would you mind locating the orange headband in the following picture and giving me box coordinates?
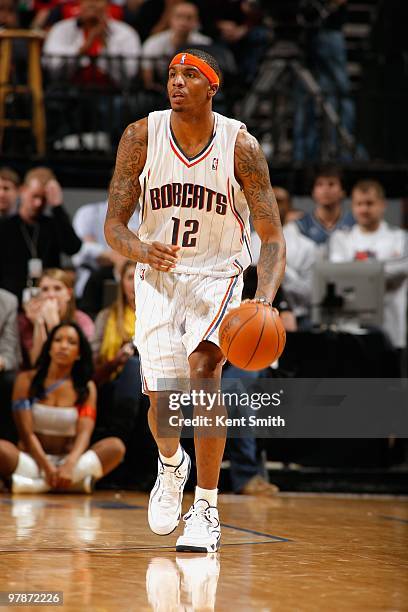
[169,53,220,87]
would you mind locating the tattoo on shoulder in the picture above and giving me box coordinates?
[107,119,148,221]
[234,130,281,227]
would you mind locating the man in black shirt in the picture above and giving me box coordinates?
[0,167,82,303]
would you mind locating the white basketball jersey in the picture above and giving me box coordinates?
[138,109,252,277]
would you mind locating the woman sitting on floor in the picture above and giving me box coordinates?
[0,321,125,493]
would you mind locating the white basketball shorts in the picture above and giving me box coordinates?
[134,264,243,393]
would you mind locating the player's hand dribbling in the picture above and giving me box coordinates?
[144,242,180,272]
[242,297,279,317]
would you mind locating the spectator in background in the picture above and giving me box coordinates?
[252,187,316,326]
[329,180,408,355]
[91,260,141,445]
[0,289,21,443]
[43,0,141,84]
[296,164,354,247]
[0,0,17,26]
[215,1,269,85]
[293,0,354,160]
[141,2,211,90]
[19,268,94,370]
[32,0,134,29]
[0,322,125,493]
[0,289,20,378]
[72,196,140,299]
[0,0,26,83]
[0,167,81,303]
[0,167,20,219]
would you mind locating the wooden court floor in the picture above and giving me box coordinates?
[0,491,407,611]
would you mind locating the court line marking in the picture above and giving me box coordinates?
[0,540,284,553]
[379,515,408,525]
[221,522,291,542]
[0,498,291,543]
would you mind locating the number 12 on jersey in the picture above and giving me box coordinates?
[171,217,199,247]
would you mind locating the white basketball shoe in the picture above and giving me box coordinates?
[148,449,191,535]
[176,499,221,553]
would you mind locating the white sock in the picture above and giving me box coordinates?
[12,474,50,494]
[72,450,103,483]
[159,445,183,467]
[194,486,218,507]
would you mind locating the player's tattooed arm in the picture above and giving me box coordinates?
[105,119,148,261]
[105,119,180,270]
[234,129,286,304]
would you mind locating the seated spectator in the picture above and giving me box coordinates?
[0,0,17,27]
[91,260,141,445]
[0,167,81,303]
[32,0,126,30]
[0,289,21,442]
[251,187,317,326]
[72,195,139,298]
[329,180,408,354]
[0,167,20,219]
[19,268,94,369]
[0,322,125,493]
[296,165,354,247]
[0,0,26,84]
[141,2,211,90]
[43,0,142,84]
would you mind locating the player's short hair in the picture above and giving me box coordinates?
[182,48,222,82]
[0,166,20,186]
[352,179,385,200]
[312,164,345,190]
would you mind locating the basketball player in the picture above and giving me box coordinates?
[105,49,285,552]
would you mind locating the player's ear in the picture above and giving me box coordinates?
[208,84,218,98]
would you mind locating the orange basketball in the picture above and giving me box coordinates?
[219,302,286,371]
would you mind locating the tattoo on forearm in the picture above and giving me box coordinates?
[235,131,281,227]
[256,241,286,301]
[105,120,147,257]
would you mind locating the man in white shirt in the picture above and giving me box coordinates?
[43,0,141,82]
[251,187,317,325]
[72,198,140,297]
[141,2,211,90]
[329,180,408,350]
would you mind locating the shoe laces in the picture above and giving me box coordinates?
[183,503,217,534]
[158,465,184,508]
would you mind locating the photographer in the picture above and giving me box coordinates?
[293,0,354,160]
[0,167,82,304]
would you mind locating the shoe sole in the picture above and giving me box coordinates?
[175,541,220,553]
[148,455,191,536]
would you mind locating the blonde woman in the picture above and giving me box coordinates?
[92,260,141,444]
[19,268,94,369]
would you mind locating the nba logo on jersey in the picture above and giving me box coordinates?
[180,54,187,64]
[212,157,218,171]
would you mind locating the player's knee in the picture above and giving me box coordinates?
[191,356,223,379]
[0,439,15,476]
[107,437,126,461]
[0,439,12,458]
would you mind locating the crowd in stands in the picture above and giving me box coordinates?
[0,162,407,495]
[1,0,362,157]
